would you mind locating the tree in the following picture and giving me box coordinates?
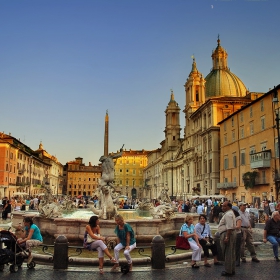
[242,171,258,190]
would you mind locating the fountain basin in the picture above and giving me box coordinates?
[12,211,199,243]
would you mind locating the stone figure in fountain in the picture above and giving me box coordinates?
[91,146,124,219]
[148,188,175,220]
[158,188,172,204]
[38,183,75,218]
[38,184,63,218]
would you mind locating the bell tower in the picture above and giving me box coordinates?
[164,90,181,149]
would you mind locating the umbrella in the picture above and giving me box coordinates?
[12,192,28,196]
[77,195,82,199]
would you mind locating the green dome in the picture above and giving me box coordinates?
[205,37,247,98]
[205,69,247,98]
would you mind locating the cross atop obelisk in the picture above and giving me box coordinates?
[104,110,109,156]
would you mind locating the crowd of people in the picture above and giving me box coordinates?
[2,194,280,276]
[177,197,280,277]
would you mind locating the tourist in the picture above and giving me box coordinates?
[25,197,31,210]
[194,214,222,267]
[213,204,222,224]
[263,199,270,221]
[178,200,183,212]
[183,200,190,212]
[84,216,116,274]
[17,216,43,264]
[276,201,280,213]
[197,203,204,214]
[206,197,212,217]
[2,199,12,220]
[218,201,236,277]
[238,202,260,263]
[111,214,136,272]
[190,204,197,213]
[181,215,202,268]
[232,206,242,266]
[263,211,280,261]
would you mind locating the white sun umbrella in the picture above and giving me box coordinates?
[12,192,28,196]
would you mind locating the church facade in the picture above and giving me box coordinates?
[144,38,264,201]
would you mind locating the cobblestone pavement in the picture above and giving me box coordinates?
[1,258,280,280]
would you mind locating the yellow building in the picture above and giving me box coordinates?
[219,85,280,203]
[66,157,101,197]
[114,149,149,199]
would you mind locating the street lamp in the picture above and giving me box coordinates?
[57,171,60,198]
[29,156,33,197]
[170,158,175,201]
[272,86,280,201]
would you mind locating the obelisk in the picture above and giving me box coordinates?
[104,110,109,156]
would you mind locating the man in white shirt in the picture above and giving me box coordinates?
[206,197,212,217]
[197,203,204,214]
[239,202,260,263]
[218,201,236,277]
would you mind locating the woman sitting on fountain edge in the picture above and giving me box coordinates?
[84,215,116,274]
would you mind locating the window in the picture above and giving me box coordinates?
[250,122,254,135]
[231,117,234,127]
[260,100,264,112]
[233,154,237,168]
[275,139,279,158]
[261,116,265,131]
[240,126,244,139]
[224,134,227,145]
[224,122,227,131]
[261,142,267,151]
[208,159,212,173]
[232,130,235,142]
[208,136,212,151]
[250,106,253,118]
[240,150,246,165]
[240,112,243,123]
[224,157,229,170]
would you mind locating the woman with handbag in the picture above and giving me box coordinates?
[194,214,222,267]
[181,215,202,268]
[84,216,116,274]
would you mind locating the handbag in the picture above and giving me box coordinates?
[86,233,100,243]
[176,225,190,250]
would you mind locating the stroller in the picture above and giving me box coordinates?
[0,229,36,273]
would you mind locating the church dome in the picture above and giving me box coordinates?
[205,37,248,98]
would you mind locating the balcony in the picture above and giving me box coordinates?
[18,169,25,175]
[250,150,271,169]
[217,182,237,189]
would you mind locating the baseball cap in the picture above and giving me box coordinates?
[232,206,239,212]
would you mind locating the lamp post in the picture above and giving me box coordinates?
[57,171,60,198]
[272,86,280,201]
[29,156,33,197]
[170,158,175,201]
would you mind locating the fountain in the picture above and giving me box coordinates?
[11,112,199,243]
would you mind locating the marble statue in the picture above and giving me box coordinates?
[91,146,123,219]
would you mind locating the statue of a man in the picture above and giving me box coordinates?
[99,145,124,187]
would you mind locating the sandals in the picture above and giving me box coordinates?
[99,268,104,274]
[110,257,117,263]
[191,263,200,268]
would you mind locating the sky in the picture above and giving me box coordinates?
[1,0,279,166]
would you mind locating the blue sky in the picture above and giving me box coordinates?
[1,0,279,166]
